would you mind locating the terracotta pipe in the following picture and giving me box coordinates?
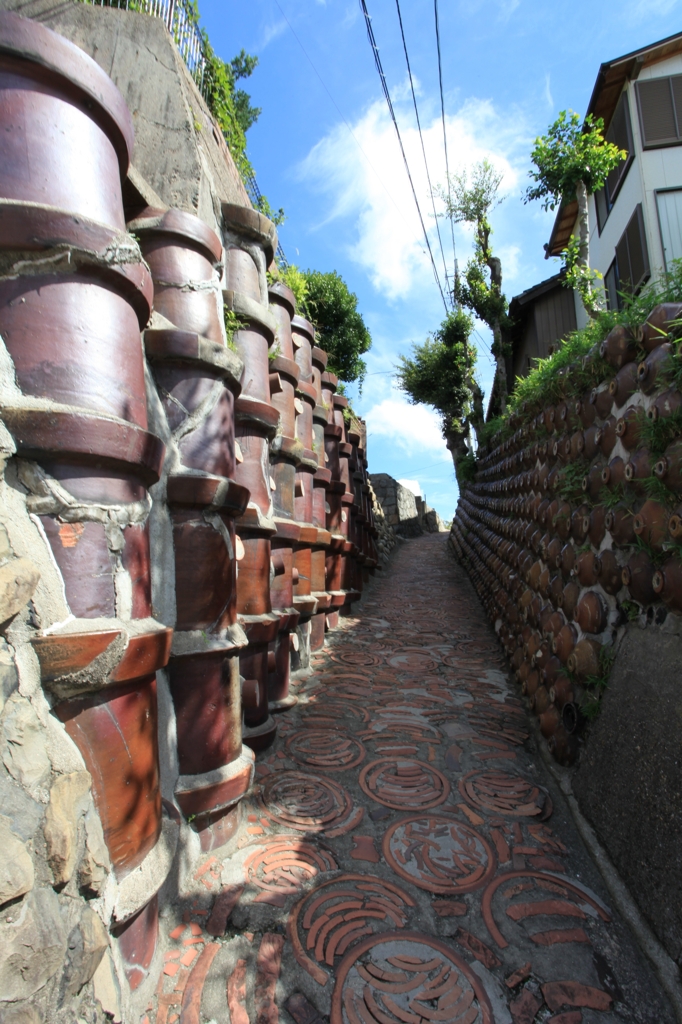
[652,557,682,613]
[640,303,682,351]
[600,323,638,369]
[622,550,657,605]
[567,637,602,677]
[638,343,672,394]
[633,499,669,551]
[223,202,280,751]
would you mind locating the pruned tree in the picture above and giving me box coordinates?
[395,309,483,479]
[524,110,626,318]
[434,160,510,412]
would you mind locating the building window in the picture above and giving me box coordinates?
[656,188,682,270]
[636,74,682,148]
[605,204,651,309]
[595,92,634,232]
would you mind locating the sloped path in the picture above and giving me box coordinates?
[147,534,673,1024]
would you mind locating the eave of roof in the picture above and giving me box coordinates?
[508,271,564,314]
[546,30,682,257]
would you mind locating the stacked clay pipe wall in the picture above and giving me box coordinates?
[266,282,304,707]
[0,5,380,1019]
[0,11,175,1011]
[222,203,281,752]
[450,301,682,962]
[132,206,254,853]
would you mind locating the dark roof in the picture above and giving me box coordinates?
[546,30,682,257]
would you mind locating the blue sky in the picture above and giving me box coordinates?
[200,0,682,519]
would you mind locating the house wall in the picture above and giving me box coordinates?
[510,285,577,383]
[588,53,682,289]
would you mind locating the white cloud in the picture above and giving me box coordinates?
[364,397,445,456]
[544,73,553,110]
[299,92,530,300]
[398,478,422,496]
[260,18,287,48]
[625,0,679,16]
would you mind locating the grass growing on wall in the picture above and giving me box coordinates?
[481,261,682,452]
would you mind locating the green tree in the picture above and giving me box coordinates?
[299,270,372,386]
[395,309,483,476]
[229,50,261,133]
[524,110,626,318]
[434,160,510,412]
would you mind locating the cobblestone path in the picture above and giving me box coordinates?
[148,535,674,1024]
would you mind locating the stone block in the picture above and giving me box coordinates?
[59,906,109,1003]
[78,805,111,895]
[0,1005,41,1024]
[0,641,18,716]
[0,558,40,625]
[0,815,34,907]
[0,776,44,842]
[43,772,92,887]
[0,525,11,565]
[1,695,51,801]
[92,950,122,1023]
[0,889,67,1002]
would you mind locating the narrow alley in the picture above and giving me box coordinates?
[149,535,673,1024]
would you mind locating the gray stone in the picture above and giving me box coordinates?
[92,950,122,1024]
[574,625,682,964]
[0,888,67,1002]
[0,641,18,715]
[1,694,51,801]
[58,906,109,1003]
[43,771,92,886]
[78,805,111,895]
[0,1005,41,1024]
[0,525,11,565]
[0,558,40,625]
[0,814,34,906]
[0,774,44,841]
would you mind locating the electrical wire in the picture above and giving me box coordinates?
[271,0,436,270]
[358,0,448,313]
[394,0,450,299]
[434,0,457,297]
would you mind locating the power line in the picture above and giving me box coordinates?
[394,0,450,300]
[434,0,457,295]
[271,0,437,270]
[358,0,448,313]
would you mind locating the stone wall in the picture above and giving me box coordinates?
[449,302,682,965]
[370,473,448,538]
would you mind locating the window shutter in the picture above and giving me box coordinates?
[605,94,632,200]
[638,78,678,145]
[595,187,608,233]
[672,76,682,131]
[615,232,631,294]
[626,204,650,291]
[615,204,650,298]
[604,262,619,311]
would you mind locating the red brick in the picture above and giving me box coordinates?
[542,982,612,1012]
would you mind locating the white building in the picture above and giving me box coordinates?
[547,31,682,327]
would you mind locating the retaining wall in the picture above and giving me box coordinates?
[450,301,682,965]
